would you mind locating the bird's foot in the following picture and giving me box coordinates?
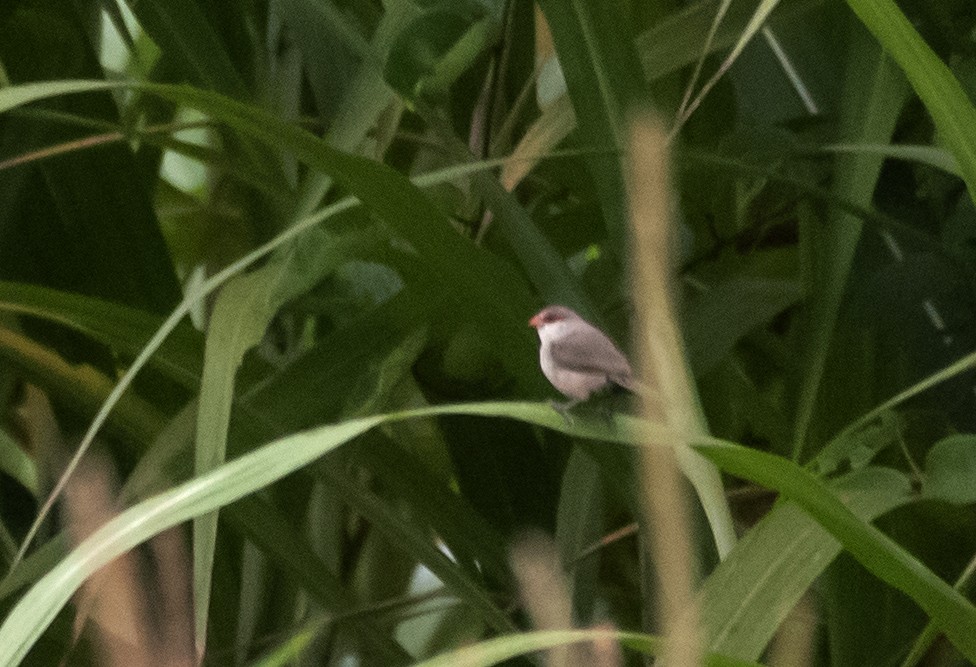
[597,404,615,425]
[548,399,579,424]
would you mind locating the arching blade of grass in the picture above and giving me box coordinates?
[0,404,559,664]
[811,349,976,475]
[700,466,912,659]
[413,628,760,667]
[0,77,547,568]
[696,443,976,661]
[0,281,204,388]
[0,81,539,383]
[2,402,975,663]
[0,414,377,665]
[846,0,976,205]
[790,28,909,459]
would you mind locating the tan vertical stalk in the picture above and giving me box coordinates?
[627,115,702,667]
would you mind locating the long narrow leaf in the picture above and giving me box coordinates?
[414,628,759,667]
[845,0,976,204]
[3,402,975,663]
[696,443,976,660]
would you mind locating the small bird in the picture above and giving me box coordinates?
[529,305,639,410]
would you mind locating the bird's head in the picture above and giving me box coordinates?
[529,305,578,330]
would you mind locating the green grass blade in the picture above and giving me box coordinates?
[696,443,976,661]
[0,281,204,388]
[700,467,912,659]
[192,232,355,652]
[635,0,823,82]
[818,143,959,176]
[413,628,760,667]
[4,401,973,662]
[0,427,39,497]
[788,29,908,457]
[673,0,783,132]
[846,0,976,204]
[535,0,645,252]
[0,415,382,665]
[123,0,248,99]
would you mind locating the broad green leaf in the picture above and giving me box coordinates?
[700,466,912,659]
[697,442,976,661]
[923,435,976,505]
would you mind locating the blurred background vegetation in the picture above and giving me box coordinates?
[0,0,975,665]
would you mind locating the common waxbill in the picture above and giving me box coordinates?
[529,305,639,407]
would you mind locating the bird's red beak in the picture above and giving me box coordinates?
[528,314,542,328]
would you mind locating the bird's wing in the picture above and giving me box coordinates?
[548,323,634,380]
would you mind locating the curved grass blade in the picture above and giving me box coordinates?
[414,628,760,667]
[0,76,544,566]
[696,443,976,661]
[845,0,976,204]
[818,143,958,176]
[700,466,912,659]
[0,281,204,387]
[3,401,975,662]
